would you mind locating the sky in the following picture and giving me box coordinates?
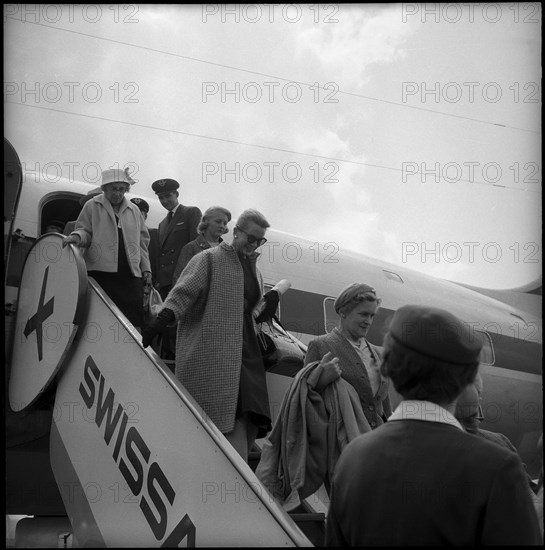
[4,3,542,290]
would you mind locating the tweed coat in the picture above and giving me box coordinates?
[162,241,264,434]
[304,328,391,428]
[326,419,542,545]
[70,194,151,276]
[157,204,202,291]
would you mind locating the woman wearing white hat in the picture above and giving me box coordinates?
[63,168,152,330]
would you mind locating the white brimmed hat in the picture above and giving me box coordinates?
[101,167,135,188]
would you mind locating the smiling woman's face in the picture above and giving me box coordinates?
[233,221,267,257]
[340,300,378,340]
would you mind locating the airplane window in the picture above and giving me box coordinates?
[476,330,495,365]
[323,298,339,333]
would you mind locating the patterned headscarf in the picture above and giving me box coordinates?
[334,283,378,314]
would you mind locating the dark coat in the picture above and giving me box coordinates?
[157,204,201,290]
[172,234,223,285]
[326,419,542,546]
[147,227,160,286]
[304,328,391,428]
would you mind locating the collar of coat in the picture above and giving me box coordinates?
[220,240,261,263]
[92,193,133,216]
[196,233,223,249]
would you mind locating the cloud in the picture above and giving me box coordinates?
[295,5,413,88]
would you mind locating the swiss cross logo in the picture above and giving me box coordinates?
[9,234,88,412]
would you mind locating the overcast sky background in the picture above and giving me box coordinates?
[4,3,542,289]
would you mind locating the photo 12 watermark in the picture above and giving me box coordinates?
[22,161,139,184]
[401,81,540,104]
[4,4,139,24]
[401,161,540,186]
[202,161,339,184]
[401,3,541,24]
[201,4,340,24]
[4,81,140,105]
[401,241,541,265]
[202,81,339,104]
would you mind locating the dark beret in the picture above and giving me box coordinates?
[389,305,482,365]
[130,197,149,213]
[151,178,179,195]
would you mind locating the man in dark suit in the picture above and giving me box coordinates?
[326,305,542,546]
[151,179,201,360]
[151,178,202,299]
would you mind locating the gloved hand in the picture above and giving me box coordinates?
[142,308,175,348]
[62,234,81,248]
[255,290,280,324]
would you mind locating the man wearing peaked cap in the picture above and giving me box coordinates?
[326,304,542,546]
[150,177,202,361]
[151,178,179,195]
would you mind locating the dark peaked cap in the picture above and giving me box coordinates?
[389,305,482,365]
[131,197,149,213]
[151,178,179,194]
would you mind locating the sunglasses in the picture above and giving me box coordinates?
[235,226,267,247]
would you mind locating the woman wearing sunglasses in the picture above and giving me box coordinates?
[143,209,274,462]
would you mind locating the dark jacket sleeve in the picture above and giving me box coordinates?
[325,480,349,547]
[187,207,202,242]
[173,241,198,285]
[304,339,325,366]
[482,453,542,545]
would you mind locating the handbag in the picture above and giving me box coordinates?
[144,286,163,324]
[257,316,306,376]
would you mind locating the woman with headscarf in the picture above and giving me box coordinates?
[62,168,151,330]
[172,206,232,284]
[304,283,391,429]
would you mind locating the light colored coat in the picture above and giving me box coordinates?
[163,241,263,433]
[71,194,151,276]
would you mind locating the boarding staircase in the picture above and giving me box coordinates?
[6,234,326,547]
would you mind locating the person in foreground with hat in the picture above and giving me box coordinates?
[63,169,152,331]
[325,305,542,546]
[172,205,232,283]
[142,209,272,462]
[304,283,391,429]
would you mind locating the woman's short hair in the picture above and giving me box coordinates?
[381,332,479,405]
[236,209,270,231]
[198,206,232,234]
